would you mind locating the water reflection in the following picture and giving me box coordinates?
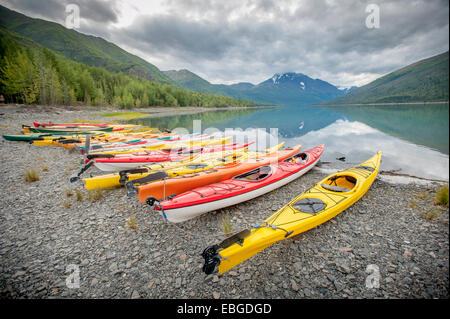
[283,119,449,181]
[128,103,449,180]
[321,103,449,154]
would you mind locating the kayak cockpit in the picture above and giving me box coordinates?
[284,152,309,164]
[233,165,272,182]
[321,175,357,193]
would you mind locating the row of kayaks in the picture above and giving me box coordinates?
[3,122,145,141]
[3,120,382,274]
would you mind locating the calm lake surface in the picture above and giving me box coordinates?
[129,103,449,181]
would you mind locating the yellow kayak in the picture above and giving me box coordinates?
[83,142,284,190]
[202,152,382,274]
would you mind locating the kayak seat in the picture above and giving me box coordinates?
[284,152,308,163]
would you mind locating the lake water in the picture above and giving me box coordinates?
[129,103,449,181]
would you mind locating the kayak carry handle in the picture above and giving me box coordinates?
[201,229,252,274]
[201,245,221,275]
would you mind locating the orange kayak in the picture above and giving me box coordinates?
[137,145,302,203]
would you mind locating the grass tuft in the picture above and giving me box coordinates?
[62,199,72,209]
[424,207,441,221]
[75,189,83,201]
[221,214,233,235]
[127,216,138,232]
[24,169,40,182]
[65,189,73,197]
[87,189,103,202]
[434,185,449,207]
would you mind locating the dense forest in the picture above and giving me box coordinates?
[323,51,449,105]
[0,29,255,108]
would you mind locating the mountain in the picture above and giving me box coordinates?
[163,69,222,94]
[164,70,350,105]
[323,51,449,105]
[0,5,176,85]
[250,72,347,104]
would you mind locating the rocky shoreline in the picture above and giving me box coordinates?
[0,105,448,299]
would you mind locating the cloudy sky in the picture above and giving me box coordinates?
[1,0,448,87]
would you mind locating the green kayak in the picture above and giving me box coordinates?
[3,133,53,141]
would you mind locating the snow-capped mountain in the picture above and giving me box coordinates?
[339,86,358,94]
[164,71,350,105]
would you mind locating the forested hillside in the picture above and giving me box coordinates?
[0,27,255,108]
[323,51,449,105]
[0,5,176,85]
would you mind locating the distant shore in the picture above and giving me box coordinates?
[317,101,449,107]
[0,104,279,122]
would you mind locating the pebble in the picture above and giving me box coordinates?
[291,280,299,292]
[131,290,140,299]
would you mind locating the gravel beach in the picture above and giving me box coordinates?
[0,105,448,299]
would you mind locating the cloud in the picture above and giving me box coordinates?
[113,0,448,86]
[2,0,120,25]
[2,0,449,86]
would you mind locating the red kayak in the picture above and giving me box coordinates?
[154,144,324,223]
[33,121,109,127]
